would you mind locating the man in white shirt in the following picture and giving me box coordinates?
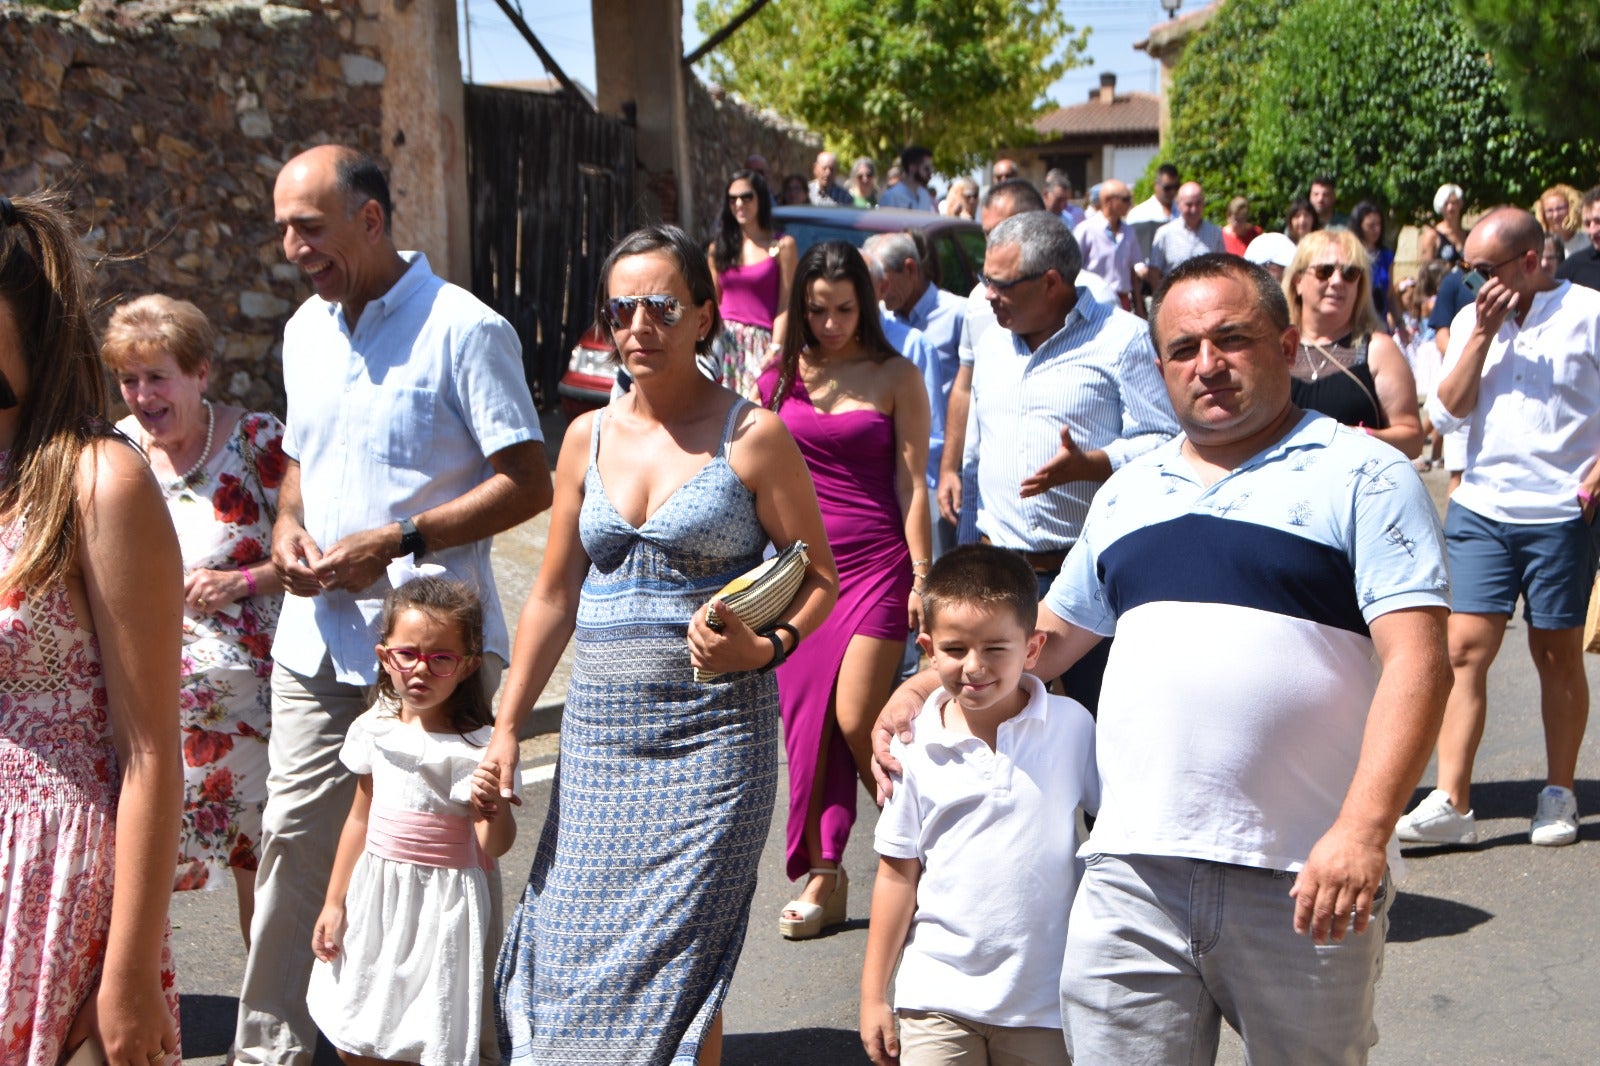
[1126,163,1180,225]
[1146,182,1224,291]
[1400,207,1600,848]
[962,211,1177,708]
[240,146,552,1063]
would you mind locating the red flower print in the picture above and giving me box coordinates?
[255,432,288,488]
[229,537,266,565]
[201,767,236,802]
[212,474,260,526]
[230,834,259,871]
[183,727,235,767]
[236,721,265,739]
[161,967,176,990]
[239,632,274,661]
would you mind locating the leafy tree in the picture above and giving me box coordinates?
[1165,0,1596,226]
[1451,0,1600,144]
[692,0,1089,173]
[1242,0,1595,222]
[1163,0,1299,220]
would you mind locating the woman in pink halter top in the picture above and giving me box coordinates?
[710,170,797,397]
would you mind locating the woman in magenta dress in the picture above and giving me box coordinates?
[1,192,184,1065]
[709,169,796,396]
[758,240,931,939]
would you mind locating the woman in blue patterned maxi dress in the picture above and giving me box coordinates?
[478,225,838,1066]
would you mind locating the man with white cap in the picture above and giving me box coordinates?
[1244,232,1297,281]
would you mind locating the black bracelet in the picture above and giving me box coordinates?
[770,621,800,653]
[757,631,787,673]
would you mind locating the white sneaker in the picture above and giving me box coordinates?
[1530,785,1580,847]
[1397,789,1477,845]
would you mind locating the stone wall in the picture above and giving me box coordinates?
[0,0,386,414]
[685,77,821,242]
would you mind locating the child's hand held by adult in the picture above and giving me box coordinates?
[312,903,345,962]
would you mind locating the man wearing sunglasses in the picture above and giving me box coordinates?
[1126,162,1181,226]
[243,145,552,1064]
[961,210,1177,711]
[1401,206,1600,850]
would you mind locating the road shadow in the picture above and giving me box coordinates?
[1388,890,1493,944]
[179,993,237,1057]
[725,1027,868,1064]
[177,994,341,1065]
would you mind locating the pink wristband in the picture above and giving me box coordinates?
[239,565,258,596]
[1580,489,1595,507]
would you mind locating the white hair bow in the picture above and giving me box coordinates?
[386,557,450,589]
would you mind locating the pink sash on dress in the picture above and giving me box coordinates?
[366,804,493,872]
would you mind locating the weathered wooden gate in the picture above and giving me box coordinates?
[464,86,637,409]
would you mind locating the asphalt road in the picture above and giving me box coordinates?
[170,465,1600,1065]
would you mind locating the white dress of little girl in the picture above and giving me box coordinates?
[307,705,496,1064]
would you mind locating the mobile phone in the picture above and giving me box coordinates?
[1462,269,1488,295]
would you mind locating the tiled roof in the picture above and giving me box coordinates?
[1033,93,1161,139]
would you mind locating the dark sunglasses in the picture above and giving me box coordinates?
[979,270,1046,293]
[1308,263,1362,283]
[602,294,686,331]
[727,191,756,204]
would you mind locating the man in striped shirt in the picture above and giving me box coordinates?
[961,210,1177,709]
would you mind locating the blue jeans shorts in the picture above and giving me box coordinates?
[1444,502,1599,629]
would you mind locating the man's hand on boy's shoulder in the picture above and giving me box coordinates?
[872,668,941,802]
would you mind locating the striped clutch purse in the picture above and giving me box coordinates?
[695,540,809,682]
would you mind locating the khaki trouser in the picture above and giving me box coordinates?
[897,1010,1071,1066]
[233,653,503,1065]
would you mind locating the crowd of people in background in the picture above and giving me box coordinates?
[4,135,1600,1066]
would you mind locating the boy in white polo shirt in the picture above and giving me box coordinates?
[860,545,1098,1066]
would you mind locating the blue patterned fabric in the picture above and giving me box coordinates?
[496,399,779,1065]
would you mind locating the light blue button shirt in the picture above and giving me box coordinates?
[880,312,946,488]
[274,252,542,684]
[960,286,1177,549]
[887,281,966,406]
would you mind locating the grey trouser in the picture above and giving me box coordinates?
[234,653,503,1065]
[1061,853,1388,1066]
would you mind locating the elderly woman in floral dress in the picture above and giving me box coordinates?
[104,294,286,948]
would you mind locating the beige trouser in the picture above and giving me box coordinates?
[897,1010,1071,1066]
[233,653,503,1065]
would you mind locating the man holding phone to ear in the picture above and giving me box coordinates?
[1400,206,1600,849]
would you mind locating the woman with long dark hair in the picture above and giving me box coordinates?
[1,191,184,1064]
[709,169,796,396]
[758,240,931,939]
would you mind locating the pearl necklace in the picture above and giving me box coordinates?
[156,399,214,493]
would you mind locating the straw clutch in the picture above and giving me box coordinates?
[695,540,809,682]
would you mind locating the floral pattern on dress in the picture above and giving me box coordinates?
[118,410,286,892]
[0,458,182,1066]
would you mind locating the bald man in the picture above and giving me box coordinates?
[1401,206,1600,850]
[1146,181,1224,291]
[1073,179,1146,318]
[238,146,551,1063]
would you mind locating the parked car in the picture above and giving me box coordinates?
[558,206,985,415]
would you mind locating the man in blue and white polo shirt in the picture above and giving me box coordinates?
[876,254,1452,1063]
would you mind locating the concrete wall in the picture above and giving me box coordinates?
[0,0,464,413]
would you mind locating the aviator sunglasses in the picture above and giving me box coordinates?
[1308,263,1362,283]
[602,294,686,331]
